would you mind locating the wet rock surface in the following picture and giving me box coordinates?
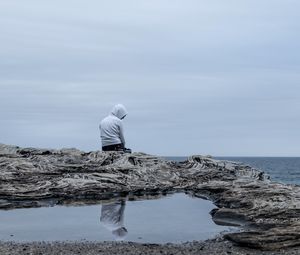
[0,143,300,251]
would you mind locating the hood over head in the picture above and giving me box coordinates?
[111,104,128,120]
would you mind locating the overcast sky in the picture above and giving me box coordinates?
[0,0,299,156]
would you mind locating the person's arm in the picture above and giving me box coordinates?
[119,122,126,146]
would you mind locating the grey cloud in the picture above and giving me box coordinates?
[0,1,299,156]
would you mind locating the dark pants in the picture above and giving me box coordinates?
[102,143,124,152]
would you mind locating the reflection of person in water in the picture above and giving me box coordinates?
[100,199,128,241]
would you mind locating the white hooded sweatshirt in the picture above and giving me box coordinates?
[100,104,127,147]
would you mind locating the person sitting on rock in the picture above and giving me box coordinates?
[100,104,131,153]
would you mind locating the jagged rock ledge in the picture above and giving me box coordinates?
[0,143,299,251]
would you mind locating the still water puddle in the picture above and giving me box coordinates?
[0,193,235,243]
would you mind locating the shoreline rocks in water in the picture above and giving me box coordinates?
[0,143,299,251]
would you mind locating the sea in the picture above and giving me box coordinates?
[166,157,300,186]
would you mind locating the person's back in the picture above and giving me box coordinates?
[100,114,124,147]
[100,104,130,152]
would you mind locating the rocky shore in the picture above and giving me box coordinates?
[0,143,299,254]
[1,238,300,255]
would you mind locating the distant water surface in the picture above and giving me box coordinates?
[166,157,300,185]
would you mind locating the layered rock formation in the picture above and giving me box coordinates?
[0,143,299,250]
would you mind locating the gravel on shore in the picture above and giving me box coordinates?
[1,238,300,255]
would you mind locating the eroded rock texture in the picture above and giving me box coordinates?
[0,143,299,250]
